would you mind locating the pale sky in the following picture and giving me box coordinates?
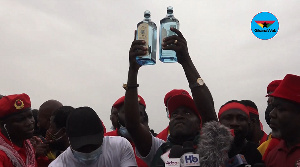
[1,0,299,134]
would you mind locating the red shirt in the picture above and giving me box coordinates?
[0,132,37,167]
[156,126,169,141]
[265,140,300,167]
[104,129,148,167]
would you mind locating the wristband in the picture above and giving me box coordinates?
[123,83,139,90]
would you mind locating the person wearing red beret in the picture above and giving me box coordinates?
[123,28,217,166]
[0,93,37,167]
[264,74,300,167]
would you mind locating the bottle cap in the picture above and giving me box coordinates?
[167,6,173,14]
[144,10,151,18]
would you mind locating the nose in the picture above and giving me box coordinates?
[229,118,240,129]
[25,116,35,127]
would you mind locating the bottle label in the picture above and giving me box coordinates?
[137,23,149,56]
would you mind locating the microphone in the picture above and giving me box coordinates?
[196,121,234,167]
[164,145,184,167]
[225,154,248,167]
[180,141,200,167]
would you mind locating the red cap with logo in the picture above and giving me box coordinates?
[0,93,31,118]
[113,95,146,109]
[269,74,300,104]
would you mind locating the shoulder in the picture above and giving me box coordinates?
[103,136,132,151]
[104,136,129,144]
[49,147,74,167]
[104,130,118,136]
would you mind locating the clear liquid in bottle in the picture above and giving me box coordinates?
[136,10,157,66]
[159,6,179,63]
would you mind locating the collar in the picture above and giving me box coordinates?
[277,140,300,152]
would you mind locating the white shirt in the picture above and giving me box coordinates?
[49,136,137,167]
[136,135,165,166]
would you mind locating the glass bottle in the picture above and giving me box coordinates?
[136,10,157,65]
[159,6,179,63]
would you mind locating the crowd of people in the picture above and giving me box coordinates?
[0,28,299,167]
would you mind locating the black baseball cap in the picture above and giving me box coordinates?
[66,107,104,150]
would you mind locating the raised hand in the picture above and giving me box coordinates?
[162,27,190,64]
[128,31,147,72]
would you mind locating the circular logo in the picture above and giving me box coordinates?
[251,12,279,40]
[14,99,24,110]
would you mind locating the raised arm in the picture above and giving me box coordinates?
[124,34,153,157]
[162,27,217,123]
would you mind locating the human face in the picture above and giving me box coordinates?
[37,110,51,136]
[169,106,200,138]
[110,107,119,130]
[219,109,250,139]
[265,103,281,138]
[269,98,300,140]
[5,109,35,140]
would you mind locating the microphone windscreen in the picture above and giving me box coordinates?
[196,121,233,167]
[161,142,172,153]
[182,141,194,153]
[169,145,184,158]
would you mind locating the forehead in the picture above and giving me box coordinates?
[219,108,248,118]
[6,109,32,120]
[171,106,197,116]
[273,97,299,109]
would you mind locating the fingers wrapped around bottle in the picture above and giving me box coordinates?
[129,40,147,57]
[162,27,189,63]
[128,40,147,70]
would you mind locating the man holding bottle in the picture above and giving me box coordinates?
[124,27,217,166]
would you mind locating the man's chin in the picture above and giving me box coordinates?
[272,130,281,138]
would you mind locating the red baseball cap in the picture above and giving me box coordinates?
[267,80,282,94]
[113,95,146,109]
[164,89,190,107]
[167,92,201,122]
[0,93,31,119]
[269,74,300,104]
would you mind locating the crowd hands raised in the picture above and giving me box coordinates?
[0,28,299,167]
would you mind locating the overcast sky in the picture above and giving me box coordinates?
[1,0,299,134]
